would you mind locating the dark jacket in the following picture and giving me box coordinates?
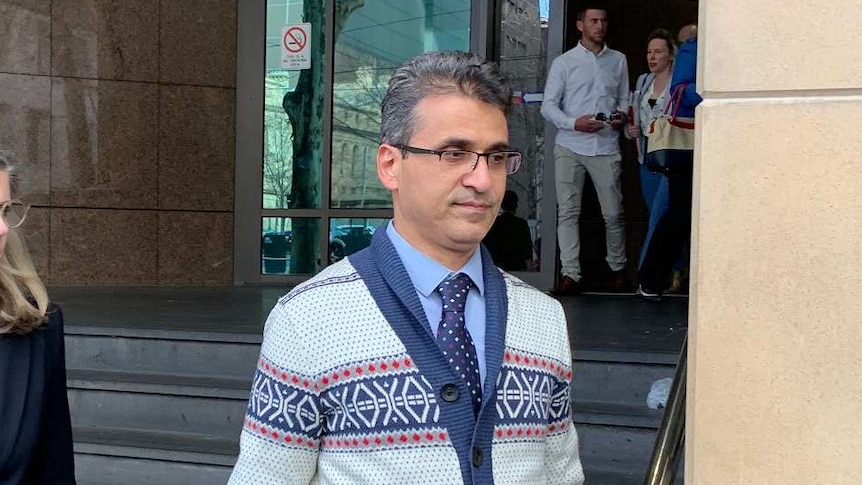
[0,306,76,484]
[483,212,534,271]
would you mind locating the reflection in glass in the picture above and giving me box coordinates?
[264,0,326,275]
[264,0,325,211]
[328,218,388,264]
[262,217,321,275]
[493,0,547,272]
[330,0,471,209]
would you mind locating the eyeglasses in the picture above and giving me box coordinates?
[396,144,522,175]
[1,200,29,229]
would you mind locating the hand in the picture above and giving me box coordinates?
[626,124,639,138]
[574,115,605,133]
[609,111,626,130]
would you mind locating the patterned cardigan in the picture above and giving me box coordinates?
[228,231,584,485]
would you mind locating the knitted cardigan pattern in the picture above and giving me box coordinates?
[228,231,584,485]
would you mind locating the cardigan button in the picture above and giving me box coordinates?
[472,446,483,467]
[440,383,459,402]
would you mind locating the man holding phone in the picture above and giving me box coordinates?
[541,1,629,295]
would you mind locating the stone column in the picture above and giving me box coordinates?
[689,1,862,483]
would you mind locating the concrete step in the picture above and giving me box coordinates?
[572,352,684,485]
[65,326,261,380]
[67,368,250,398]
[575,399,664,428]
[74,426,237,466]
[577,421,680,485]
[74,453,232,485]
[63,320,684,484]
[586,465,684,485]
[572,351,678,430]
[67,369,248,440]
[572,351,677,412]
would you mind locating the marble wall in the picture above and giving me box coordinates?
[689,0,862,483]
[0,0,236,285]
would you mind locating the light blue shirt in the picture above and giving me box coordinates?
[386,222,487,386]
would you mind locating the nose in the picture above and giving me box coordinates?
[463,155,495,192]
[0,218,9,238]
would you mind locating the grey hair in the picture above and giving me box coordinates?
[0,151,16,194]
[379,51,512,145]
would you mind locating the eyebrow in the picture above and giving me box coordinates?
[436,137,513,152]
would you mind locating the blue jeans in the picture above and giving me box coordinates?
[638,172,688,272]
[638,164,666,267]
[639,168,693,291]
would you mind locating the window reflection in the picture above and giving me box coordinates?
[330,0,471,209]
[262,217,322,275]
[491,0,547,272]
[328,218,388,264]
[264,0,325,211]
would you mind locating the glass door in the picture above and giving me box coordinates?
[489,0,558,290]
[235,0,480,284]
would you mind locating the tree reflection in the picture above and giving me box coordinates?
[279,0,365,274]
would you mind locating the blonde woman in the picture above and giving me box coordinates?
[625,28,676,214]
[624,28,677,273]
[0,153,75,484]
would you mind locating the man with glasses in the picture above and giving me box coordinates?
[230,51,583,485]
[542,2,630,294]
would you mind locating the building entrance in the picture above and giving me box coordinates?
[489,0,697,292]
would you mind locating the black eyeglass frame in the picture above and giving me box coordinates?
[395,144,522,175]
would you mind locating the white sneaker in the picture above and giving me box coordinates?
[637,284,662,300]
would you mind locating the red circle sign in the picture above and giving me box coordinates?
[283,27,307,53]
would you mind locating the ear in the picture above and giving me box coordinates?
[576,19,584,34]
[377,144,400,191]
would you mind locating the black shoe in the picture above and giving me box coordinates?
[552,276,581,296]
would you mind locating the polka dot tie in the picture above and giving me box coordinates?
[435,273,481,418]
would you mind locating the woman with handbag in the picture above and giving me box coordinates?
[637,36,703,298]
[624,29,676,269]
[626,29,675,215]
[0,153,76,484]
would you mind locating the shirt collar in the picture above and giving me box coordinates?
[576,40,608,56]
[385,221,485,297]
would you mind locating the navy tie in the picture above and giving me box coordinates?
[435,273,482,417]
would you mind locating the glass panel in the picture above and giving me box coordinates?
[262,217,322,275]
[330,0,471,209]
[328,217,388,264]
[488,0,547,272]
[264,0,325,209]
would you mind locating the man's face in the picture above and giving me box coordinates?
[377,93,509,263]
[577,9,608,45]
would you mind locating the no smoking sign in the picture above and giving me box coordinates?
[281,23,311,70]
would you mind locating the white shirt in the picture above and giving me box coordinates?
[638,77,669,137]
[541,42,630,156]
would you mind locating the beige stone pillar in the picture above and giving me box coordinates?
[689,1,862,483]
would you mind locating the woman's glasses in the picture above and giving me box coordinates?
[1,200,29,228]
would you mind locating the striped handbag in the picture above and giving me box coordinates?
[644,84,695,176]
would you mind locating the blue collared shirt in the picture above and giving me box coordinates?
[385,222,487,386]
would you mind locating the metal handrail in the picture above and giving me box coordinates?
[643,336,687,485]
